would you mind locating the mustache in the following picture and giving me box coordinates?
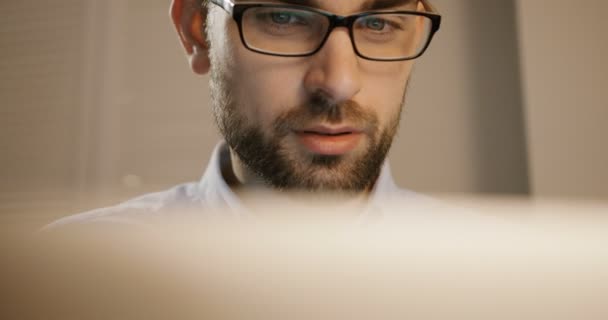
[273,92,379,136]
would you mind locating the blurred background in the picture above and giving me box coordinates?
[1,0,607,224]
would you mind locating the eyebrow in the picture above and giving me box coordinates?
[362,0,418,11]
[237,0,418,11]
[237,0,321,6]
[279,0,319,5]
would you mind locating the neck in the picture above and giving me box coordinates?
[228,147,268,189]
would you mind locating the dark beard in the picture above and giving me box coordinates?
[210,68,402,193]
[229,124,394,193]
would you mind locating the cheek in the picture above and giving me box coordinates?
[360,61,413,125]
[229,38,307,129]
[236,64,304,127]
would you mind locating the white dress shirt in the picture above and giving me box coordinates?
[46,142,428,228]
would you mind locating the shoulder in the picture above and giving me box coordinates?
[43,183,204,230]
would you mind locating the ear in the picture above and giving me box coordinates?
[170,0,210,75]
[418,0,426,11]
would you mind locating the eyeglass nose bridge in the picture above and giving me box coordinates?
[329,14,357,28]
[316,14,360,56]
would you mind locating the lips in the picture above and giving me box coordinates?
[295,126,364,156]
[302,126,359,136]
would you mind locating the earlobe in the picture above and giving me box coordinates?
[170,0,210,75]
[190,48,211,75]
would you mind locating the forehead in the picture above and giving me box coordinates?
[235,0,419,14]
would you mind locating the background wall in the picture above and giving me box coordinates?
[396,0,529,195]
[1,0,606,222]
[516,0,608,199]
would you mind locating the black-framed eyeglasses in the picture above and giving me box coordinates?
[208,0,441,61]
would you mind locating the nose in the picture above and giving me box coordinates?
[303,28,362,104]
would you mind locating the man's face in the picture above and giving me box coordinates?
[207,0,420,192]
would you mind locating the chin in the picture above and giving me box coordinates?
[273,139,379,192]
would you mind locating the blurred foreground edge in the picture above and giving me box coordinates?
[2,197,608,320]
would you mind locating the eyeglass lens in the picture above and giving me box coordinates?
[241,7,433,59]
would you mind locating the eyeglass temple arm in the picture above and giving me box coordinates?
[208,0,234,15]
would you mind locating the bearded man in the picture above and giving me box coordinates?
[48,0,441,226]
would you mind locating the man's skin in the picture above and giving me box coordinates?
[170,0,430,196]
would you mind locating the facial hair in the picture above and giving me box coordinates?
[209,64,405,194]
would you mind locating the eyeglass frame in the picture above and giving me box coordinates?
[207,0,442,62]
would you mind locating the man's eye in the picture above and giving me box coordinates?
[365,18,387,31]
[270,12,295,24]
[253,10,311,27]
[265,11,311,26]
